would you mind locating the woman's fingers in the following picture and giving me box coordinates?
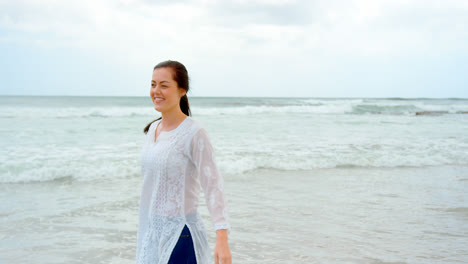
[215,252,232,264]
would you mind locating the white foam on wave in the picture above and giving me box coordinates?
[217,141,468,174]
[300,98,365,105]
[0,106,153,119]
[1,98,467,118]
[2,140,467,183]
[192,104,355,115]
[0,143,141,183]
[412,102,468,113]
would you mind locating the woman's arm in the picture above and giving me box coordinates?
[215,229,231,264]
[190,127,232,264]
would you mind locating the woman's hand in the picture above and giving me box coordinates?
[214,229,231,264]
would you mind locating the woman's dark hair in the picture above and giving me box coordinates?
[143,60,191,134]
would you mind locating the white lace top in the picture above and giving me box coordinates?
[136,116,231,264]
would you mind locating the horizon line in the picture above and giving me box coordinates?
[1,94,467,100]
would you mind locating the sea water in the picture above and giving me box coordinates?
[1,96,467,263]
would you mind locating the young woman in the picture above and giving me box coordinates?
[136,60,232,264]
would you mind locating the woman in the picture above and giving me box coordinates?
[136,60,232,264]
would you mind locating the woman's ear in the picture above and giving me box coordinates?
[180,89,187,97]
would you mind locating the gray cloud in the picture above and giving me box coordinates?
[206,0,320,27]
[1,0,468,97]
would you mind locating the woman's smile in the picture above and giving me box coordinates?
[154,97,165,103]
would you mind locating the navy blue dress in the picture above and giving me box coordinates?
[168,225,197,264]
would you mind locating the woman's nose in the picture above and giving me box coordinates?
[153,85,161,93]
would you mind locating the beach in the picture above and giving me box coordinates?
[1,96,467,263]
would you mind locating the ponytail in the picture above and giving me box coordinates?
[180,94,191,117]
[143,117,161,134]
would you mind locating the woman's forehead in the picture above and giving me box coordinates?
[152,68,174,82]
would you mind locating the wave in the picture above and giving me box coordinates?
[0,163,141,184]
[0,144,141,183]
[0,106,153,119]
[217,148,468,175]
[191,102,468,116]
[2,98,468,118]
[3,140,467,183]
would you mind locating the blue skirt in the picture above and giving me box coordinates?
[168,225,197,264]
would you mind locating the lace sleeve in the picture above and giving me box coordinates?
[190,127,231,234]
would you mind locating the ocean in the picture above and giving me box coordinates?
[1,95,467,263]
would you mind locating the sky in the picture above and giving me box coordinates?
[0,0,467,98]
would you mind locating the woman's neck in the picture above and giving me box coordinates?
[160,109,188,129]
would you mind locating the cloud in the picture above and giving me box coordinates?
[1,0,467,97]
[2,0,467,60]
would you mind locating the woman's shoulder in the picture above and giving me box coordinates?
[186,116,203,130]
[185,117,210,140]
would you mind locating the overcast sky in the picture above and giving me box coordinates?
[1,0,467,98]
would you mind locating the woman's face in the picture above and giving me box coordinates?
[150,67,186,114]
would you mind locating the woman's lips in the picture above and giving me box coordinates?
[154,98,165,103]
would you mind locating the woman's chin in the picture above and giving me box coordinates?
[154,106,163,112]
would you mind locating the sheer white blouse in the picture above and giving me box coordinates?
[136,116,230,264]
